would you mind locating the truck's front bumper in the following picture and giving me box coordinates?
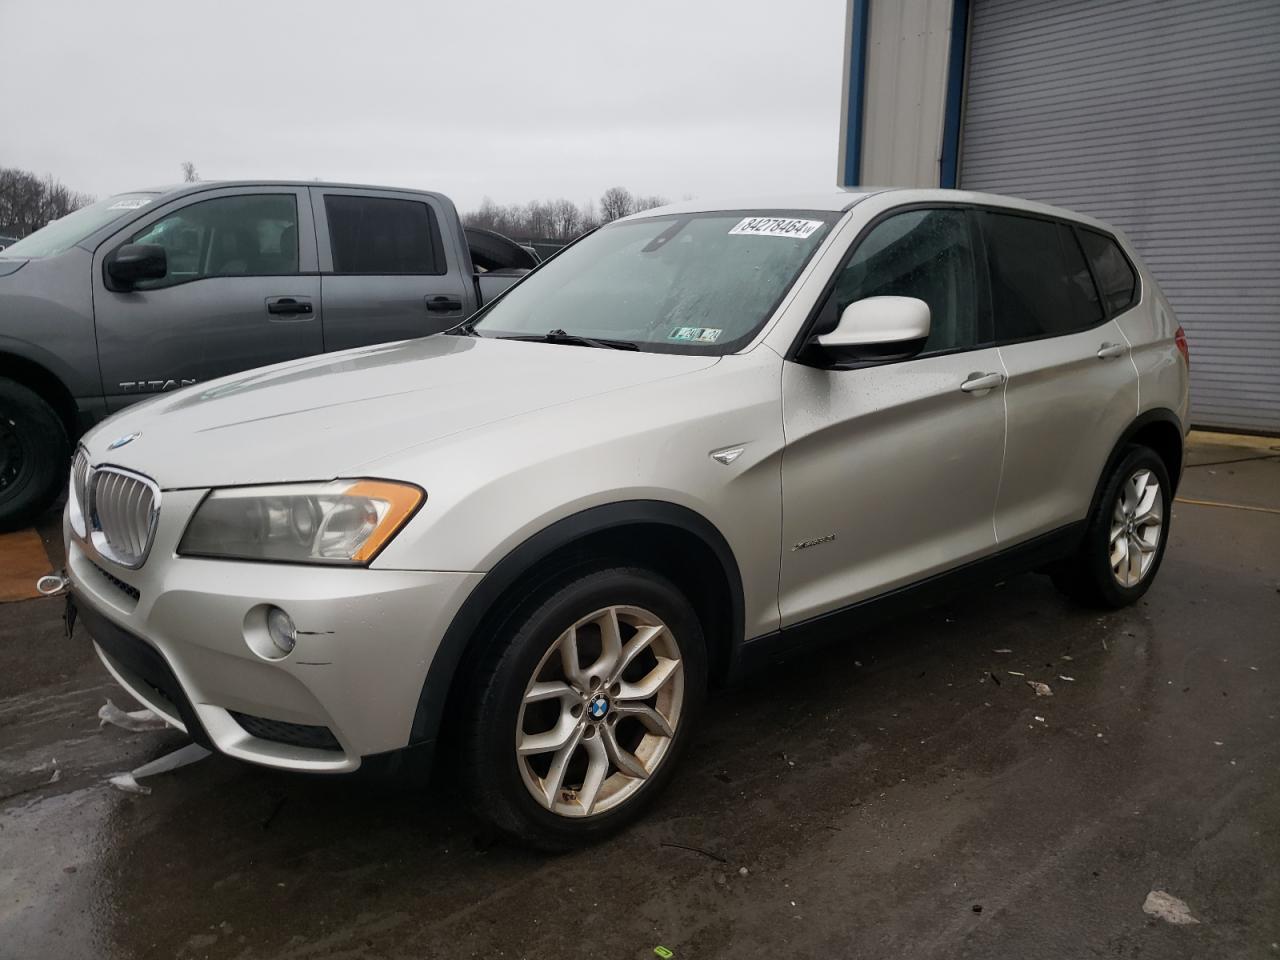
[66,492,482,773]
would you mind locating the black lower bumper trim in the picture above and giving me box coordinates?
[73,593,214,750]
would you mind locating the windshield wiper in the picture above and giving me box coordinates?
[497,329,640,351]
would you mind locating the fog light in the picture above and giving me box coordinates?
[266,606,297,656]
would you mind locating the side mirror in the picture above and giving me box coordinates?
[813,295,930,364]
[107,243,167,287]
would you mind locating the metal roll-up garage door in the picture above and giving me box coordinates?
[958,0,1280,434]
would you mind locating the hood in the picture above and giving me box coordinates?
[82,334,718,488]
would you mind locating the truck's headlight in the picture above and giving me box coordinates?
[177,480,424,565]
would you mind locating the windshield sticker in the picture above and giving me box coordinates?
[669,326,722,343]
[729,216,824,239]
[107,197,154,211]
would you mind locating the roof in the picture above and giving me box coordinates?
[622,189,879,219]
[623,186,1118,233]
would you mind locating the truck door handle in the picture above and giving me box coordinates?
[960,372,1005,394]
[1097,342,1126,359]
[425,295,463,313]
[266,296,314,317]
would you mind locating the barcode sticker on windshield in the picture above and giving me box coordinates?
[107,198,154,211]
[729,217,824,239]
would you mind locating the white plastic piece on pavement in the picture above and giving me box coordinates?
[98,699,169,732]
[1143,890,1199,925]
[107,743,211,795]
[109,773,151,795]
[1028,681,1053,697]
[992,648,1012,654]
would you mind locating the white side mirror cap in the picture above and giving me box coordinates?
[816,296,931,353]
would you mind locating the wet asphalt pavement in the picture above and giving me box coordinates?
[2,434,1278,959]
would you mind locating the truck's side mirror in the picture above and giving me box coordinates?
[107,244,168,288]
[811,296,931,365]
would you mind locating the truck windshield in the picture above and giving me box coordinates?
[0,193,160,260]
[471,211,837,354]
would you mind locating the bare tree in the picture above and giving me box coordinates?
[181,161,199,183]
[461,187,666,241]
[0,167,93,237]
[599,186,634,223]
[632,194,669,213]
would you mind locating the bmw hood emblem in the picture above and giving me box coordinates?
[587,695,610,720]
[107,432,141,450]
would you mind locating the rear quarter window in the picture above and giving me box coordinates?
[1079,228,1139,314]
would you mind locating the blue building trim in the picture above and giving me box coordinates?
[840,0,871,187]
[939,0,970,188]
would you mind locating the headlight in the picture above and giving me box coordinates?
[177,480,424,565]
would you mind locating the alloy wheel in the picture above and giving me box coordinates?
[1109,468,1163,587]
[515,604,685,818]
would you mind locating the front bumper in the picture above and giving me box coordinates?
[66,489,482,773]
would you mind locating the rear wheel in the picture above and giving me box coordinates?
[0,377,69,531]
[460,566,706,850]
[1051,445,1171,608]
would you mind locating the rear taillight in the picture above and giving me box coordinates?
[1175,325,1189,367]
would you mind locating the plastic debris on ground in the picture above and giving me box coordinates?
[1142,889,1199,925]
[1058,675,1076,682]
[654,947,674,959]
[108,743,211,795]
[992,648,1012,654]
[98,699,170,732]
[1027,681,1053,697]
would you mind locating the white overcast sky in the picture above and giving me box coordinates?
[1,0,847,212]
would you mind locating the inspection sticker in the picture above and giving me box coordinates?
[668,326,722,343]
[728,216,824,239]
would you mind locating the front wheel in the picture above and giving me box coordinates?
[0,378,69,531]
[460,566,707,850]
[1051,445,1172,608]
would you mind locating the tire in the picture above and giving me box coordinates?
[1051,445,1172,608]
[0,377,69,531]
[460,565,707,850]
[464,226,539,272]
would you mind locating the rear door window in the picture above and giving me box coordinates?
[323,195,444,275]
[978,211,1103,342]
[1079,228,1138,314]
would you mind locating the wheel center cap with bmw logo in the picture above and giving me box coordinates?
[587,695,610,720]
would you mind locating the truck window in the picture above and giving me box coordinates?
[323,196,445,275]
[128,194,299,289]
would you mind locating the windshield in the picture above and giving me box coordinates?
[472,211,837,353]
[0,192,160,259]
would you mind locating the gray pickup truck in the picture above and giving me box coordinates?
[0,180,534,528]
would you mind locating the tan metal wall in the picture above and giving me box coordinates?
[860,0,954,187]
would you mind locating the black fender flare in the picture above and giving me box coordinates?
[1088,407,1186,520]
[407,500,745,745]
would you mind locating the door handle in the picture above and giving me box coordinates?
[1097,342,1126,359]
[266,296,314,317]
[960,372,1005,393]
[425,294,463,313]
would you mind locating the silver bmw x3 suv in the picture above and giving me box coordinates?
[66,188,1189,847]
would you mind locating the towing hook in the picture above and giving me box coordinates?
[36,572,70,597]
